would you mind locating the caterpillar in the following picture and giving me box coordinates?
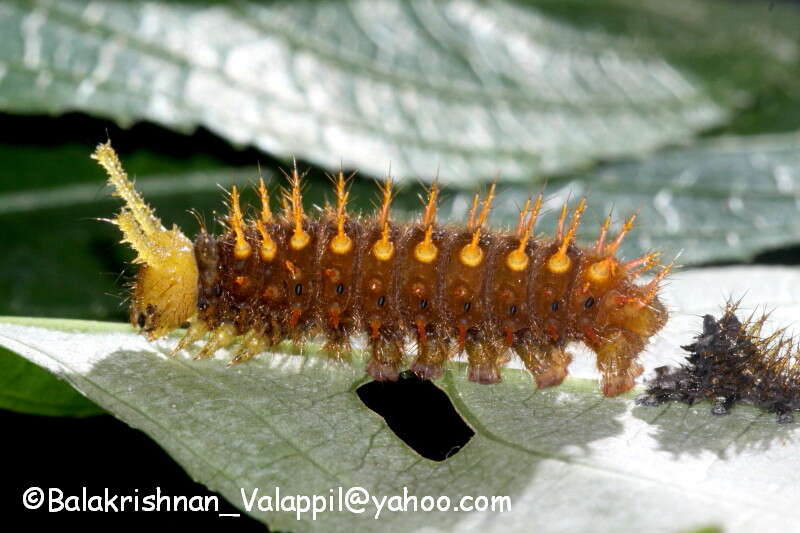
[92,141,671,397]
[638,302,800,422]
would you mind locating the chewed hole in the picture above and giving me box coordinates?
[357,372,474,461]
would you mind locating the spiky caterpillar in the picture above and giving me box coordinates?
[92,141,671,397]
[638,302,800,422]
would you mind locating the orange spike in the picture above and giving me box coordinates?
[229,185,252,260]
[523,193,543,240]
[255,220,277,261]
[606,213,637,256]
[377,175,394,230]
[547,198,587,274]
[561,198,587,251]
[283,160,310,250]
[373,176,395,261]
[515,197,532,238]
[257,175,272,223]
[475,182,496,231]
[466,192,480,230]
[329,169,353,255]
[421,182,440,228]
[555,203,569,241]
[460,183,496,267]
[642,258,675,304]
[595,214,612,254]
[507,193,542,271]
[624,252,661,277]
[414,183,440,264]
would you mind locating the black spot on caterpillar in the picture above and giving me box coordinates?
[638,301,800,423]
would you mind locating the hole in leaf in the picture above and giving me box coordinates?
[357,371,474,461]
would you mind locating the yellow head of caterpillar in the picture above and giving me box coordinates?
[92,141,197,339]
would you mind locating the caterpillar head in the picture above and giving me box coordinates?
[127,224,198,339]
[92,142,198,339]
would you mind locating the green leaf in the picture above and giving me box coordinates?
[1,266,799,532]
[0,346,102,416]
[4,0,799,182]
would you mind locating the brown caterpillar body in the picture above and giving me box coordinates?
[93,142,671,397]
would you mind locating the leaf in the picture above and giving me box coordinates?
[0,346,102,416]
[4,0,799,183]
[2,266,800,532]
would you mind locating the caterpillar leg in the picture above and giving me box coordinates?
[465,339,502,384]
[172,318,209,355]
[195,323,238,359]
[322,333,352,362]
[588,327,645,397]
[515,342,572,389]
[322,307,356,361]
[265,317,286,346]
[228,329,268,365]
[410,324,449,380]
[366,337,404,382]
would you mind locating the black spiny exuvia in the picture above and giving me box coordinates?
[638,301,800,423]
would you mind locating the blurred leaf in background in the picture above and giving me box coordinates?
[1,0,799,183]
